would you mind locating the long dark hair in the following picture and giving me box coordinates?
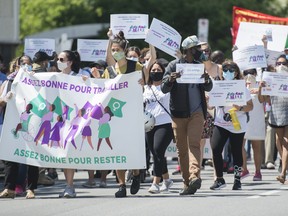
[147,60,166,85]
[276,54,287,65]
[63,50,81,73]
[125,46,140,57]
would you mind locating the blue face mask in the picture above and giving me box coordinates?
[223,70,235,80]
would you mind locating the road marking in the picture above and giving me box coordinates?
[247,190,281,199]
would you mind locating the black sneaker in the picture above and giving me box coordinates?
[130,174,140,195]
[172,169,181,175]
[115,184,127,198]
[210,178,226,190]
[232,179,242,190]
[179,178,202,195]
[179,184,189,195]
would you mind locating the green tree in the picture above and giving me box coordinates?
[20,0,287,59]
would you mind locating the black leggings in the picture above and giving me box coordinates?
[146,123,173,177]
[210,126,244,178]
[3,161,39,191]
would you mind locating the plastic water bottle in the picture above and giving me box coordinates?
[228,108,241,131]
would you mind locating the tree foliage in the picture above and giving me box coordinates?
[20,0,287,59]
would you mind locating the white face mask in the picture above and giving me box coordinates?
[275,64,288,73]
[57,61,68,71]
[127,57,138,62]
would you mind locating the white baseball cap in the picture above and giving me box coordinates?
[181,35,206,49]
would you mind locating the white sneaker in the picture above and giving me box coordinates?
[160,179,173,192]
[266,162,275,169]
[148,183,160,194]
[63,186,76,198]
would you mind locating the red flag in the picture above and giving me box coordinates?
[232,6,288,45]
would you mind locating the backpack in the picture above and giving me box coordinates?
[106,60,137,79]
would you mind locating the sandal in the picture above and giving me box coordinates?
[276,175,286,184]
[26,190,35,199]
[0,189,15,199]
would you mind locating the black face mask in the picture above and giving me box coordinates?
[150,72,163,81]
[193,49,203,62]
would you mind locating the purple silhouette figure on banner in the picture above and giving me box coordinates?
[64,104,86,150]
[34,100,55,145]
[49,105,69,148]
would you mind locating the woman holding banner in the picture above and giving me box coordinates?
[56,50,82,198]
[0,56,39,199]
[209,59,253,191]
[258,54,288,184]
[94,30,155,198]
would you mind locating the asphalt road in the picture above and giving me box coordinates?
[0,159,288,216]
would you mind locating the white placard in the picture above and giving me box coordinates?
[208,80,247,106]
[236,22,288,52]
[24,38,55,59]
[145,18,181,58]
[232,45,267,71]
[176,63,205,83]
[77,39,108,62]
[110,14,148,39]
[265,49,282,66]
[261,71,288,96]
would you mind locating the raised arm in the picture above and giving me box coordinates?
[142,44,157,84]
[203,60,220,79]
[106,28,116,66]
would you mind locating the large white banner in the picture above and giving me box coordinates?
[0,71,146,170]
[145,18,181,58]
[232,45,267,71]
[24,38,55,59]
[110,14,148,39]
[77,39,108,62]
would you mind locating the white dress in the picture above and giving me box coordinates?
[244,88,266,140]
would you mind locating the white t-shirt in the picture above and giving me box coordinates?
[143,85,171,126]
[244,92,265,140]
[214,88,252,133]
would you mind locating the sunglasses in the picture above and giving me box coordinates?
[276,61,287,66]
[222,66,236,73]
[57,58,66,62]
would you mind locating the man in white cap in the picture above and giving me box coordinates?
[161,35,217,195]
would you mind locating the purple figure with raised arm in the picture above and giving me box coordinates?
[34,101,55,145]
[64,104,86,150]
